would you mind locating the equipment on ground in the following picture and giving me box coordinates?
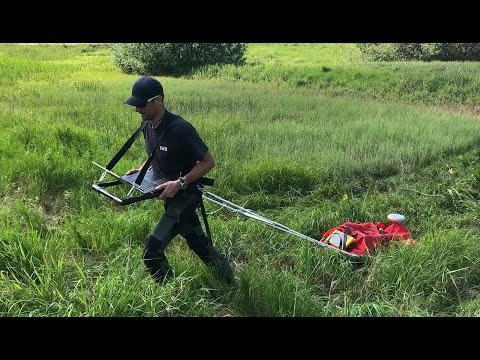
[199,188,364,258]
[387,213,406,223]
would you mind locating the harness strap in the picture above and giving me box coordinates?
[200,177,215,186]
[105,121,166,186]
[134,144,158,186]
[198,196,212,243]
[106,122,148,171]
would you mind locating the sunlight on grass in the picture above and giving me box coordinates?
[2,43,480,317]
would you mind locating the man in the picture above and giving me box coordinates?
[124,75,235,287]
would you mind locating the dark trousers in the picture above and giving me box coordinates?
[143,189,235,285]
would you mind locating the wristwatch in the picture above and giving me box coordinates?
[178,176,188,190]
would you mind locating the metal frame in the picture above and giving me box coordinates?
[199,188,362,258]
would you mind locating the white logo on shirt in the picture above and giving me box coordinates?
[159,146,168,152]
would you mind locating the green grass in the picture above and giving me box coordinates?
[1,43,480,317]
[196,43,480,113]
[245,43,363,66]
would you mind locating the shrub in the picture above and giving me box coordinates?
[108,43,247,76]
[357,43,480,62]
[433,43,480,61]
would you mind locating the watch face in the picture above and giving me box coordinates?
[180,178,187,189]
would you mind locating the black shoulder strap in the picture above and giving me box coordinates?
[134,122,171,186]
[104,121,165,186]
[134,141,160,186]
[106,122,148,171]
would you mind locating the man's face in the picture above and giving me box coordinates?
[136,96,159,121]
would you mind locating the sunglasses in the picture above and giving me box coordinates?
[139,95,160,108]
[147,95,159,103]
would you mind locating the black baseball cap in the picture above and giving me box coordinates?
[124,76,164,108]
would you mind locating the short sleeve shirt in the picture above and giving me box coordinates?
[142,110,208,181]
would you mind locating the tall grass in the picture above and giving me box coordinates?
[1,43,480,317]
[197,44,480,112]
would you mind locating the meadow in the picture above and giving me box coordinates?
[1,43,480,317]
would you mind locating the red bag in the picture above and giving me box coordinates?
[321,221,411,256]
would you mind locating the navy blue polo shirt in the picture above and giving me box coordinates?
[142,109,208,182]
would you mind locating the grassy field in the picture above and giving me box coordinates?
[1,43,480,317]
[200,44,480,114]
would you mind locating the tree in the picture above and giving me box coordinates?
[357,43,480,62]
[109,43,247,76]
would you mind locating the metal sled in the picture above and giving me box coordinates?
[198,188,363,258]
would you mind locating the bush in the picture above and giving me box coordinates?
[433,43,480,61]
[357,43,480,62]
[108,43,247,76]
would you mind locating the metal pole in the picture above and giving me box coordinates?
[200,188,361,258]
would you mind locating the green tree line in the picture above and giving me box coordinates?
[357,43,480,61]
[109,43,480,78]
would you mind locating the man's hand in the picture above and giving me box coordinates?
[125,165,152,175]
[156,180,181,200]
[125,168,140,175]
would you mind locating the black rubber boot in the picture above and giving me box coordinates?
[184,227,236,287]
[143,234,175,284]
[143,214,178,284]
[205,244,236,287]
